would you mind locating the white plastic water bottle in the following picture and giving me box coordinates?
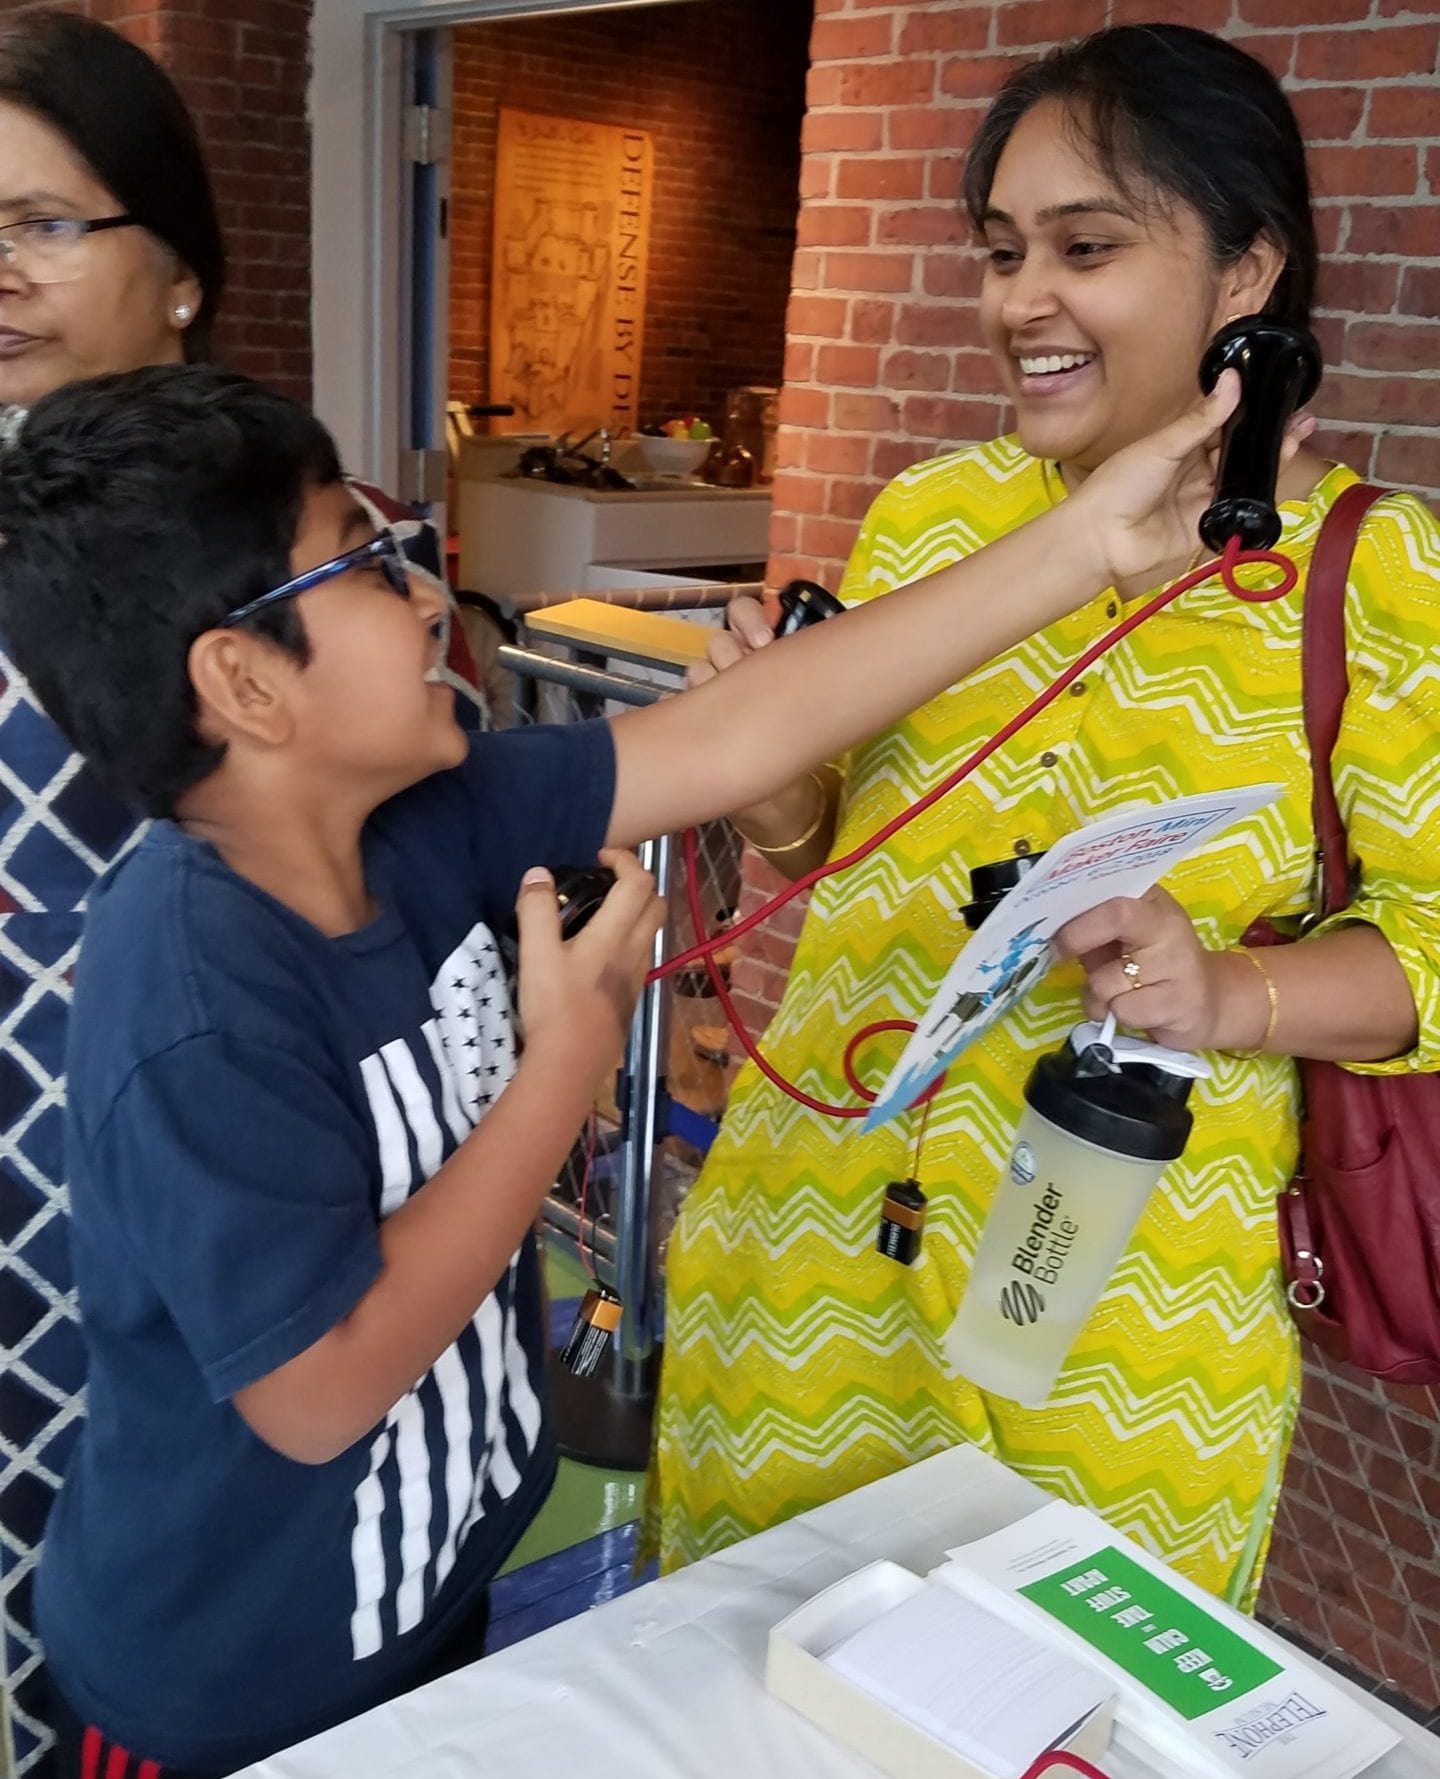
[943,1021,1210,1407]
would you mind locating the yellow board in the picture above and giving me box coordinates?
[490,108,653,438]
[524,600,712,672]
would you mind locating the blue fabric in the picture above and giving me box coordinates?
[35,722,616,1771]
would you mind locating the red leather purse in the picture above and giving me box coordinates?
[1261,482,1440,1384]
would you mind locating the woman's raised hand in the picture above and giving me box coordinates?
[686,593,773,690]
[1071,370,1316,592]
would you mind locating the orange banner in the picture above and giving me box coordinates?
[490,107,653,437]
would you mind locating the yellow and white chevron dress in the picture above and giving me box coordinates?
[646,441,1440,1606]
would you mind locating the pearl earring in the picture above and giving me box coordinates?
[174,303,194,324]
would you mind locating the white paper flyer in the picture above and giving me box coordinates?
[861,784,1283,1132]
[934,1501,1397,1779]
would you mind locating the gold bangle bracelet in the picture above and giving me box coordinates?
[1226,948,1279,1058]
[733,772,830,857]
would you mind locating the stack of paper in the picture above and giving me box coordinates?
[824,1581,1114,1779]
[934,1501,1398,1779]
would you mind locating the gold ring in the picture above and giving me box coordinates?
[1121,952,1143,991]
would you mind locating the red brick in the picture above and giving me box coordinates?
[877,205,972,247]
[938,55,1027,101]
[889,105,982,152]
[800,514,865,559]
[807,434,874,477]
[797,205,873,248]
[825,251,918,293]
[833,392,903,432]
[873,439,940,481]
[1345,202,1440,258]
[835,156,929,200]
[802,110,886,154]
[809,14,895,62]
[1366,85,1440,139]
[836,60,938,109]
[996,0,1106,46]
[1284,87,1362,145]
[902,395,1006,441]
[1308,425,1377,475]
[1376,431,1440,489]
[1107,0,1234,23]
[1241,0,1370,20]
[769,471,830,518]
[815,343,884,386]
[896,301,980,348]
[898,8,991,55]
[786,294,849,339]
[1400,266,1440,319]
[1348,319,1440,371]
[851,299,899,344]
[882,349,953,391]
[1315,259,1401,314]
[922,254,986,300]
[784,341,814,382]
[778,387,831,430]
[1296,23,1440,81]
[1229,32,1297,78]
[1325,370,1440,426]
[1311,144,1421,198]
[952,351,1005,394]
[829,478,884,521]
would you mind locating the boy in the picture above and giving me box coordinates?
[0,364,1236,1774]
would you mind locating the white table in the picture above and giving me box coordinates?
[241,1448,1438,1779]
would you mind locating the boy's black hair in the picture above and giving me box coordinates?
[0,364,342,817]
[963,23,1317,332]
[0,11,227,361]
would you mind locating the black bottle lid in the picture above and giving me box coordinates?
[962,852,1049,931]
[1024,1034,1194,1163]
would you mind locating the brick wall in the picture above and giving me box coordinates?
[447,0,811,431]
[0,0,313,402]
[728,0,1440,1725]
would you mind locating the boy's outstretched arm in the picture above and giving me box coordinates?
[232,851,663,1465]
[603,375,1243,849]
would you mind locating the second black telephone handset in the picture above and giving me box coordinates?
[1197,315,1322,554]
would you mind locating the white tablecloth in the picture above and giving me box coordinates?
[240,1447,1438,1779]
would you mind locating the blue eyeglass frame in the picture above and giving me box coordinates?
[220,532,412,627]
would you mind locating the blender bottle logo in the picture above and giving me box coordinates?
[1000,1280,1046,1324]
[1000,1177,1079,1323]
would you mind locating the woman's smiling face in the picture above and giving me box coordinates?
[978,98,1267,479]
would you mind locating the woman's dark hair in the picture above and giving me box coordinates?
[962,23,1317,330]
[0,366,340,816]
[0,11,226,358]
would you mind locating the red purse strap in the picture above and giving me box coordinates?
[1301,482,1390,920]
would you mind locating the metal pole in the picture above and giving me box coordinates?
[611,829,674,1400]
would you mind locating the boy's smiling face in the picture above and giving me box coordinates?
[279,480,468,797]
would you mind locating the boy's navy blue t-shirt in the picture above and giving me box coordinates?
[36,721,616,1771]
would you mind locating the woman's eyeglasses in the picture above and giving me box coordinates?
[221,533,412,628]
[0,215,141,285]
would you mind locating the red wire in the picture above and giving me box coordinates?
[655,536,1295,1120]
[1020,1755,1113,1779]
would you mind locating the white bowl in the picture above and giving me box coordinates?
[638,436,711,477]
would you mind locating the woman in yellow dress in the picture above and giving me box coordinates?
[645,22,1440,1607]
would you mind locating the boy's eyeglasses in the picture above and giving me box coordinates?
[220,532,412,628]
[0,215,141,284]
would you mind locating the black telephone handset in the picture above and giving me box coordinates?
[1197,315,1322,553]
[773,578,846,638]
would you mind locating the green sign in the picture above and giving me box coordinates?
[1019,1546,1283,1721]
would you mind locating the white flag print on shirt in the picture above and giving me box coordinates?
[349,923,542,1661]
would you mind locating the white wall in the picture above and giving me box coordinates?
[310,0,691,490]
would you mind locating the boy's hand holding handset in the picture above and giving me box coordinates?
[515,847,664,1082]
